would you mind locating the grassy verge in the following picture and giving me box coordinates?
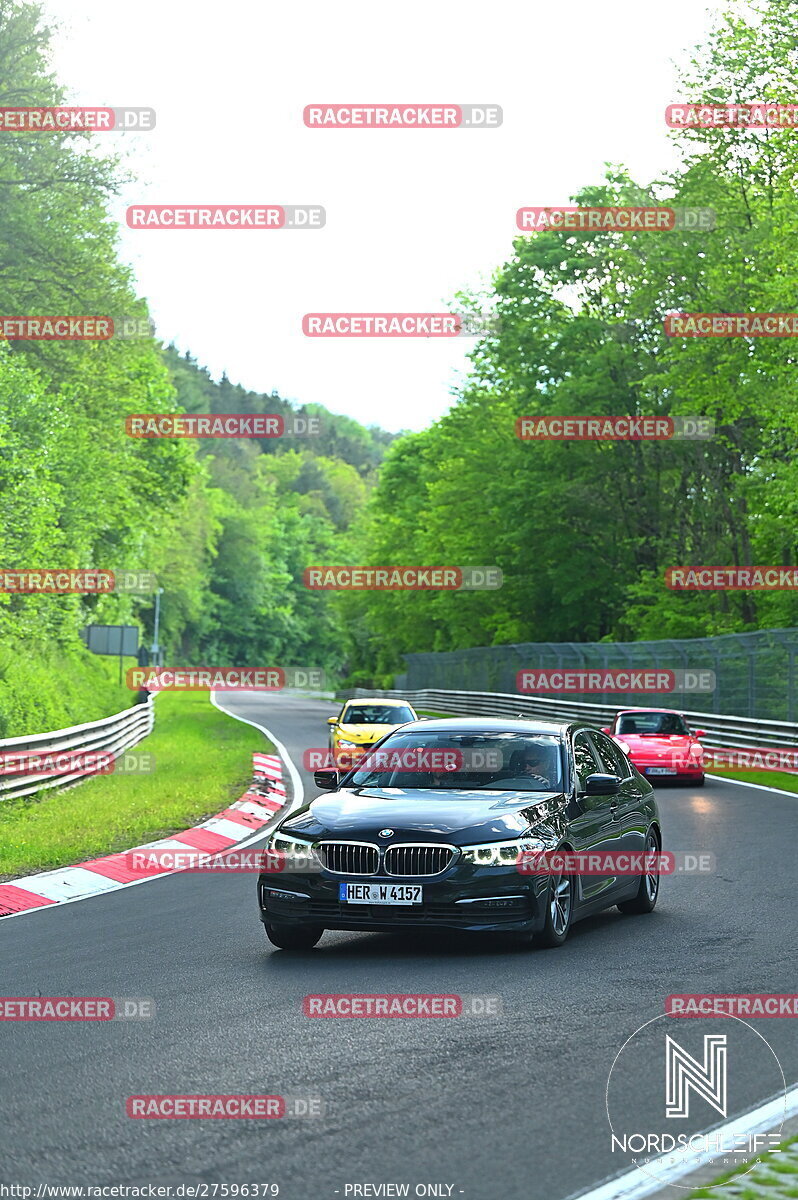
[417,711,798,792]
[707,767,798,793]
[0,642,139,739]
[0,691,272,880]
[687,1133,798,1197]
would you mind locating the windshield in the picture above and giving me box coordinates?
[347,731,563,792]
[616,712,689,736]
[343,704,414,725]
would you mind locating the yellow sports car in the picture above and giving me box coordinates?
[328,698,418,767]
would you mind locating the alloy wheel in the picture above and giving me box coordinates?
[645,834,660,902]
[550,873,572,935]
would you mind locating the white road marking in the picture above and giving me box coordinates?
[210,691,304,815]
[706,773,798,798]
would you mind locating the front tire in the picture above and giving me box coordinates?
[264,923,323,950]
[534,869,574,948]
[618,830,660,915]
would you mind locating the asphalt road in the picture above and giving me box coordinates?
[1,692,796,1200]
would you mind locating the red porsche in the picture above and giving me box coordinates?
[601,708,706,785]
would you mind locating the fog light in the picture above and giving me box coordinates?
[264,887,309,903]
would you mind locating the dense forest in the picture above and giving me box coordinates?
[340,0,798,682]
[1,0,797,729]
[0,0,391,731]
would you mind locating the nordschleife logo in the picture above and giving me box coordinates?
[606,1012,786,1189]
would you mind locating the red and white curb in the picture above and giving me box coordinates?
[0,752,288,919]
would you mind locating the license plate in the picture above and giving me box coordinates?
[646,767,677,775]
[339,882,422,905]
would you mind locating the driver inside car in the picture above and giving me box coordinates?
[497,746,556,789]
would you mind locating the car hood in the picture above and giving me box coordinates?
[282,787,567,844]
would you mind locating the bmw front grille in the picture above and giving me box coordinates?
[384,844,456,877]
[313,841,456,877]
[315,842,380,875]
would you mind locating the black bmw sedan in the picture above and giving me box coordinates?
[257,718,662,950]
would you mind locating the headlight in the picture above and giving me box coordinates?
[265,830,316,869]
[459,837,546,867]
[336,739,360,749]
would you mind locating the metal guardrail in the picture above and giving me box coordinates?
[0,695,156,802]
[337,688,798,753]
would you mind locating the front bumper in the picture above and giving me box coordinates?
[258,867,547,934]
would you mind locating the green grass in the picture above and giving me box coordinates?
[0,642,140,739]
[687,1134,798,1197]
[0,690,272,879]
[416,711,798,792]
[707,767,798,793]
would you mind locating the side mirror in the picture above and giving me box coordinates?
[584,773,621,796]
[693,730,706,739]
[314,767,339,790]
[600,726,611,734]
[327,716,338,726]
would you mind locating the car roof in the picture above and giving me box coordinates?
[395,716,570,736]
[343,697,415,708]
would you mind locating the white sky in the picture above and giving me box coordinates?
[41,0,730,433]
